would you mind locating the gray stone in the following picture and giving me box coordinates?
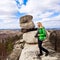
[7,48,22,60]
[23,31,38,44]
[19,44,59,60]
[49,30,60,52]
[20,21,35,29]
[7,43,24,60]
[20,15,33,24]
[19,44,39,60]
[15,39,24,44]
[20,15,35,33]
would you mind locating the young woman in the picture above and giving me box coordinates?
[35,22,49,56]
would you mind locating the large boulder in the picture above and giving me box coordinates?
[20,21,35,29]
[49,30,60,52]
[20,15,35,33]
[19,44,39,60]
[20,15,33,24]
[23,31,38,44]
[19,44,58,60]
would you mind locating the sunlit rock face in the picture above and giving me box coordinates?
[23,31,38,44]
[20,15,35,33]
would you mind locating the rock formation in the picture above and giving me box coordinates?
[20,15,35,33]
[7,39,25,60]
[49,30,60,52]
[7,30,60,60]
[23,31,38,44]
[7,14,60,60]
[19,30,60,60]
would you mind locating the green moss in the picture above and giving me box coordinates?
[5,38,13,54]
[5,34,23,54]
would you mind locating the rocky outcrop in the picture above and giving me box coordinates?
[19,44,39,60]
[20,21,35,29]
[7,30,60,60]
[49,30,60,52]
[23,31,38,44]
[20,15,33,24]
[20,15,35,32]
[19,30,60,60]
[19,44,59,60]
[7,39,25,60]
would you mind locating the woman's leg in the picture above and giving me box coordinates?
[38,39,49,56]
[40,41,49,56]
[41,46,49,56]
[38,39,43,56]
[41,47,49,53]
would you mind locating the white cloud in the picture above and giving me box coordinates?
[34,14,60,28]
[18,0,60,28]
[0,0,18,13]
[18,0,60,19]
[0,0,20,29]
[0,0,60,29]
[42,14,60,22]
[0,19,20,29]
[19,0,23,4]
[38,12,53,19]
[0,23,20,29]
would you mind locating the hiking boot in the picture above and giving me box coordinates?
[45,52,49,56]
[37,53,43,56]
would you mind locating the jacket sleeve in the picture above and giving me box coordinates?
[35,29,38,37]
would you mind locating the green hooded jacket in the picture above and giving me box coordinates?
[35,27,47,41]
[38,27,46,41]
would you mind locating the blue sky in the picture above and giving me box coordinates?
[0,0,60,29]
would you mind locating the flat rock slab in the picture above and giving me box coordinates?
[19,44,60,60]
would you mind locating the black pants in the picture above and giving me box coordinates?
[38,39,49,54]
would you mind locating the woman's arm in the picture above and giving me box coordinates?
[35,28,38,37]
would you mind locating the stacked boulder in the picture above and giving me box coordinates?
[20,15,35,33]
[19,15,59,60]
[7,15,60,60]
